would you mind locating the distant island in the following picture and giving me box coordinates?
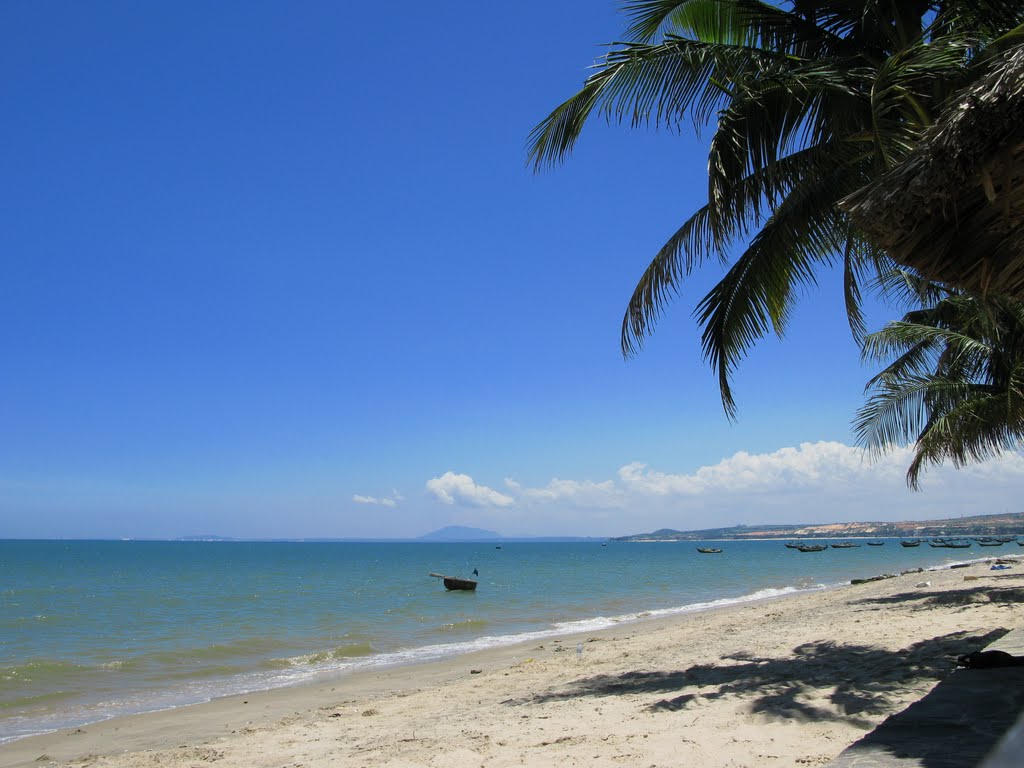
[614,511,1024,542]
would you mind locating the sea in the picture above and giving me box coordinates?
[0,538,1007,743]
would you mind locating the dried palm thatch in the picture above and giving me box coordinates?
[842,45,1024,297]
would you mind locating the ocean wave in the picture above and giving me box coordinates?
[0,689,78,714]
[426,618,490,635]
[144,637,295,666]
[0,660,90,688]
[282,642,378,666]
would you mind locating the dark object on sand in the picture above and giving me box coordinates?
[851,573,897,585]
[696,547,723,554]
[429,572,478,591]
[957,650,1024,669]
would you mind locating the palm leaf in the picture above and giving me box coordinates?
[694,173,857,417]
[528,38,790,170]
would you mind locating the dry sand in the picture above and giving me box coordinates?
[4,560,1023,768]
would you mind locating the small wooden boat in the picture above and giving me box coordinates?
[830,541,861,548]
[429,572,478,591]
[866,541,885,546]
[900,540,922,547]
[977,540,1004,546]
[784,542,803,549]
[796,544,828,552]
[696,547,722,554]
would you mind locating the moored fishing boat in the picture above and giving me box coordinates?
[429,571,478,591]
[696,547,723,554]
[830,541,860,548]
[796,544,828,552]
[929,539,971,548]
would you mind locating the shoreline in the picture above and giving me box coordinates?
[4,560,1023,768]
[1,579,838,748]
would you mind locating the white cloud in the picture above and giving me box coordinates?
[420,443,1024,536]
[617,441,912,497]
[352,493,398,508]
[425,472,514,507]
[615,442,1024,501]
[514,476,621,508]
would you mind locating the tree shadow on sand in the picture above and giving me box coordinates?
[851,585,1024,612]
[507,629,1007,728]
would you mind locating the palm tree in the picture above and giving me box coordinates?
[855,287,1024,488]
[529,1,1024,417]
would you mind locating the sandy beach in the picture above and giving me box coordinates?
[4,560,1022,768]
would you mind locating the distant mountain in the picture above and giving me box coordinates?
[648,528,686,538]
[417,526,503,542]
[614,512,1024,541]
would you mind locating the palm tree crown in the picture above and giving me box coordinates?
[855,287,1024,488]
[530,0,1024,417]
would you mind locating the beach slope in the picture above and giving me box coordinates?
[3,563,1022,768]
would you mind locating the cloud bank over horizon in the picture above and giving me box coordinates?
[420,441,1024,537]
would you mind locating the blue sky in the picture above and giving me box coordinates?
[3,1,1022,540]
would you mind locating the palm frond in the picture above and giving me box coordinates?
[694,175,855,417]
[622,0,846,53]
[859,291,1024,488]
[620,203,720,356]
[528,38,791,170]
[621,138,869,357]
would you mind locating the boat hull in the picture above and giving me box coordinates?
[442,577,477,591]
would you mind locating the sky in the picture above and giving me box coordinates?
[2,1,1022,540]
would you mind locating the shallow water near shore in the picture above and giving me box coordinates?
[0,538,1006,742]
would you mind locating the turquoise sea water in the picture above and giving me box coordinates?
[0,538,1006,742]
